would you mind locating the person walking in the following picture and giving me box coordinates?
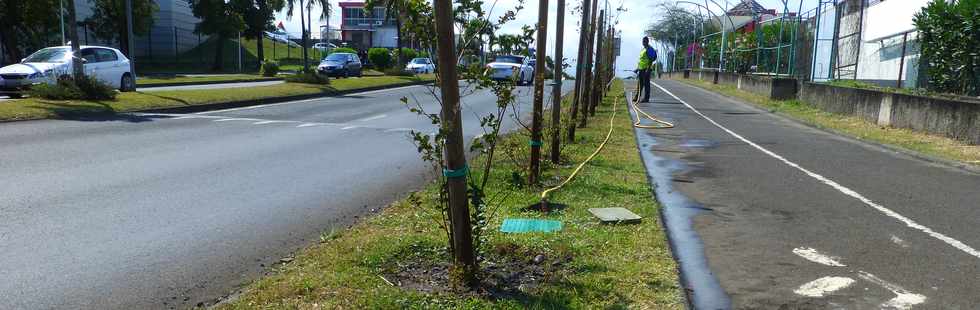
[636,36,657,103]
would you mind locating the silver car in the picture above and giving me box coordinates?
[0,46,134,98]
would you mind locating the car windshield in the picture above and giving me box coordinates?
[324,54,349,62]
[411,58,430,64]
[23,48,71,63]
[493,56,522,64]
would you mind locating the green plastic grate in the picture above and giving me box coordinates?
[499,219,562,233]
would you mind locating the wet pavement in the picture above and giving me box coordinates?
[627,79,980,309]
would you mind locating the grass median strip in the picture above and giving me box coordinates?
[0,75,433,122]
[217,80,682,309]
[136,74,279,86]
[675,78,980,166]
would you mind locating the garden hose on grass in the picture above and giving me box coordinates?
[537,95,621,211]
[536,83,674,211]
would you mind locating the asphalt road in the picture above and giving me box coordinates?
[0,81,572,309]
[628,80,980,309]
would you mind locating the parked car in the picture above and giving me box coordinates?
[404,58,435,74]
[313,42,337,53]
[485,55,534,85]
[0,45,134,98]
[317,52,362,77]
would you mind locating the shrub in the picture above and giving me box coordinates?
[395,48,418,63]
[368,48,393,70]
[260,60,280,77]
[285,70,331,84]
[383,68,414,76]
[29,75,117,100]
[914,0,980,96]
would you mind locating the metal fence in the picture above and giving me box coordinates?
[665,0,922,89]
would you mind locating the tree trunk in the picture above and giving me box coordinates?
[432,0,476,286]
[300,0,309,72]
[66,0,84,77]
[577,1,598,129]
[589,10,605,117]
[527,0,549,185]
[256,34,265,69]
[0,29,23,63]
[396,12,403,68]
[549,0,565,164]
[567,0,592,142]
[213,34,226,71]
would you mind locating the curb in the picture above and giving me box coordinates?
[140,80,434,114]
[136,77,284,88]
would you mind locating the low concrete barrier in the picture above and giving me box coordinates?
[664,70,980,145]
[800,82,980,145]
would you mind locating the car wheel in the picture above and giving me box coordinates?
[519,73,526,86]
[120,73,135,92]
[343,69,349,78]
[356,69,362,77]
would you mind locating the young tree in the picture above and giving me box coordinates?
[190,0,245,71]
[231,0,285,69]
[84,0,158,56]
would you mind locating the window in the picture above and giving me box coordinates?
[95,49,117,62]
[80,49,98,63]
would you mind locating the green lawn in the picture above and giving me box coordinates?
[2,75,433,122]
[137,37,325,74]
[676,78,980,166]
[136,74,280,86]
[217,80,683,309]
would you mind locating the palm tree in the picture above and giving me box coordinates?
[283,0,330,72]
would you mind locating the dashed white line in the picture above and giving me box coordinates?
[356,114,387,122]
[858,271,927,309]
[384,127,416,132]
[794,276,856,297]
[213,118,260,122]
[793,247,847,267]
[194,84,425,114]
[252,120,292,125]
[296,123,322,128]
[653,81,980,260]
[341,125,361,130]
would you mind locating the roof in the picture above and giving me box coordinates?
[727,0,767,16]
[338,1,365,8]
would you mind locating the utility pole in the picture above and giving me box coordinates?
[66,0,83,78]
[59,0,66,45]
[589,10,604,116]
[567,0,592,142]
[432,0,476,284]
[528,0,549,185]
[125,0,136,80]
[549,0,566,164]
[299,0,309,72]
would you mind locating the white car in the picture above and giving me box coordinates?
[485,55,534,85]
[313,42,337,52]
[0,45,134,98]
[404,58,435,74]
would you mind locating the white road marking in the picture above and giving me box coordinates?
[356,114,387,122]
[252,120,292,125]
[653,81,980,260]
[213,118,260,122]
[794,276,856,297]
[341,125,361,130]
[296,123,322,128]
[858,271,927,309]
[793,247,847,267]
[194,84,425,114]
[891,235,910,248]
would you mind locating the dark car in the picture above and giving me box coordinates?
[317,53,362,77]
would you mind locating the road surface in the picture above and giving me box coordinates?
[0,82,572,309]
[628,80,980,309]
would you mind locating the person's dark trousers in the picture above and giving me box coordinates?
[638,69,652,102]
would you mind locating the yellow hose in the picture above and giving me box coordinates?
[538,86,673,205]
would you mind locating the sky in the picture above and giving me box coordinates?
[274,0,818,77]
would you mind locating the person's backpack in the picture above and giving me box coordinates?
[646,47,657,62]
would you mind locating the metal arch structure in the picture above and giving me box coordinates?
[676,0,737,71]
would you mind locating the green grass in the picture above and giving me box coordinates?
[676,78,980,166]
[2,75,433,122]
[136,74,279,86]
[216,80,683,309]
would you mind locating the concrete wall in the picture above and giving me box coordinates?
[690,71,798,101]
[801,82,980,144]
